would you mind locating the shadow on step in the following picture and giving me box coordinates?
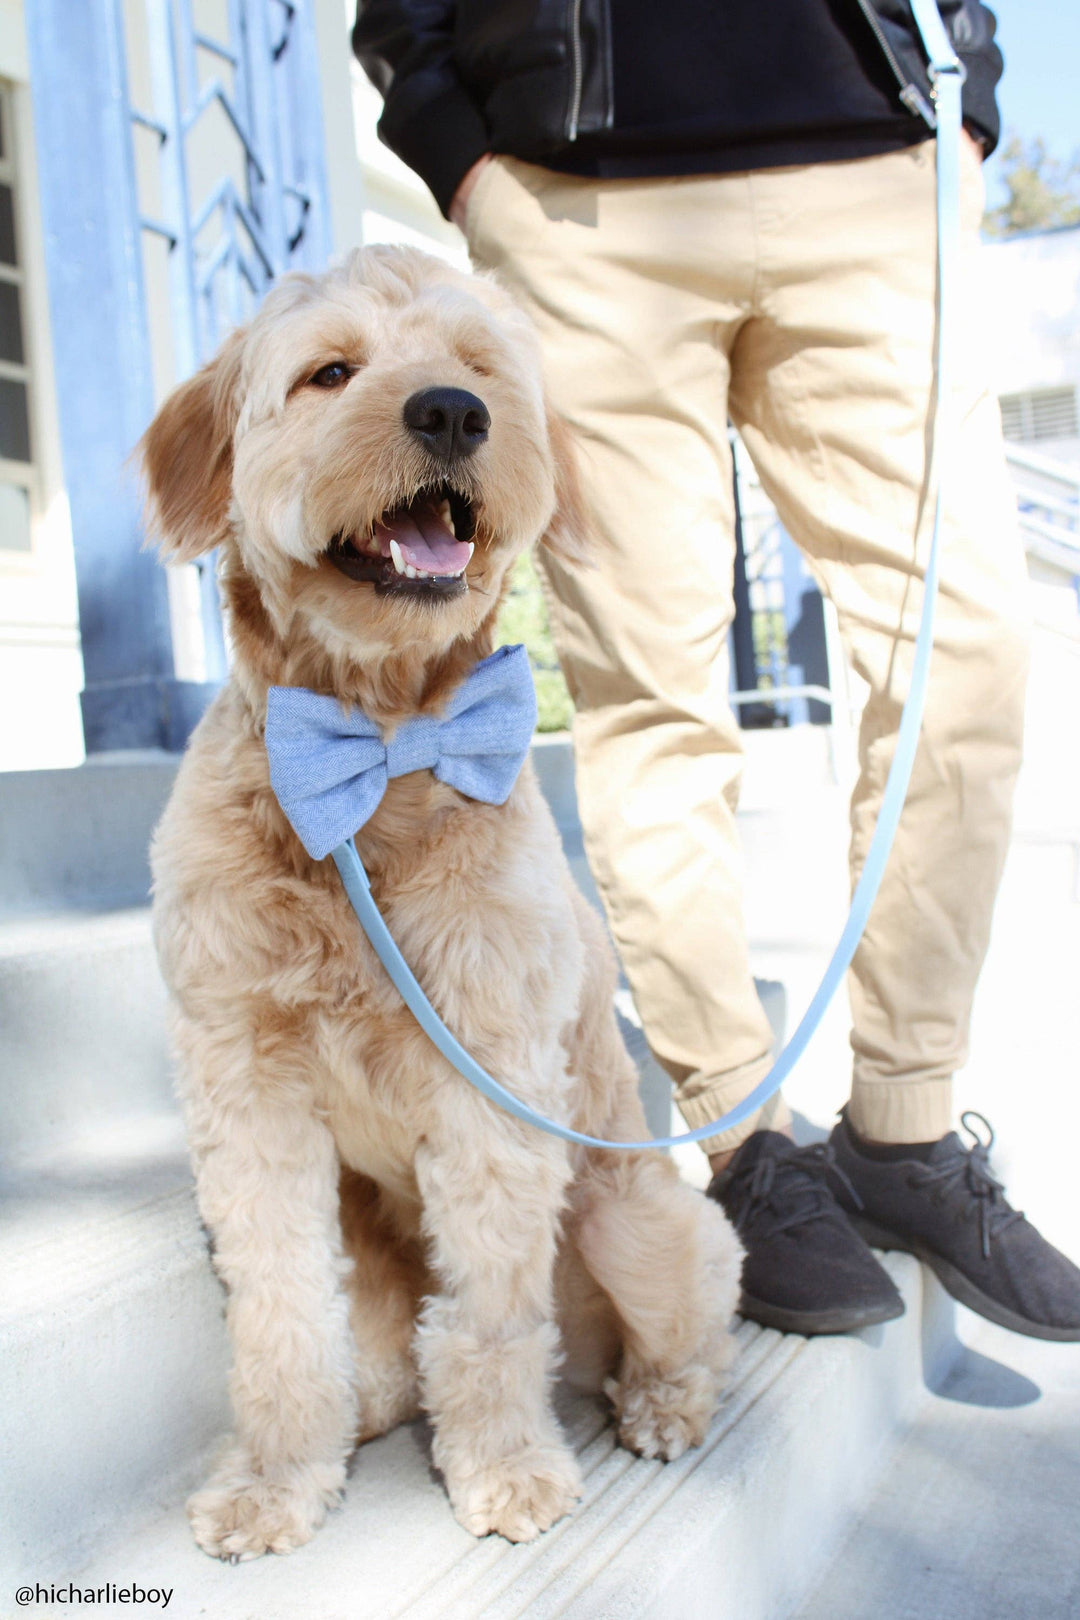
[932,1346,1041,1408]
[922,1270,1041,1408]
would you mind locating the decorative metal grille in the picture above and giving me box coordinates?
[0,82,34,552]
[25,0,333,746]
[114,0,332,682]
[125,0,331,376]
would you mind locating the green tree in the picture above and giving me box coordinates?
[984,135,1080,238]
[495,553,574,732]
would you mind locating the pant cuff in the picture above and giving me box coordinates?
[847,1075,953,1143]
[675,1055,791,1158]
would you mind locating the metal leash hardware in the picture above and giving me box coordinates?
[332,8,964,1152]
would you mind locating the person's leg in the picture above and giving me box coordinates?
[463,145,1079,1342]
[716,143,1079,1339]
[465,159,908,1336]
[728,137,1030,1141]
[465,159,784,1154]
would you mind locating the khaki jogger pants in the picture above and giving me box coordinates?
[465,140,1031,1153]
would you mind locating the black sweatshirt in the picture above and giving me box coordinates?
[549,0,949,179]
[354,0,1004,216]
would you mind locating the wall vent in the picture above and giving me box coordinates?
[999,386,1079,444]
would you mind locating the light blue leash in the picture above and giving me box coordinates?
[330,11,965,1152]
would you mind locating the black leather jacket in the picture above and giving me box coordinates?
[353,0,1003,217]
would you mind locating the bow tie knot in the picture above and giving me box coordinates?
[384,715,441,780]
[265,644,537,860]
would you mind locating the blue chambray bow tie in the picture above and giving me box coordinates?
[265,644,537,860]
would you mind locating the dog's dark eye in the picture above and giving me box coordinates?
[308,362,353,389]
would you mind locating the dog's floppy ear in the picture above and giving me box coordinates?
[538,403,593,568]
[140,331,244,563]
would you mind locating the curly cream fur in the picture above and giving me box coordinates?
[143,246,744,1561]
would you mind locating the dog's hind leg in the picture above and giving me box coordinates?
[554,1236,622,1394]
[414,1095,583,1543]
[338,1169,426,1442]
[563,927,744,1460]
[571,1138,743,1461]
[178,1019,359,1561]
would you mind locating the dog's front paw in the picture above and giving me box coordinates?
[449,1445,583,1542]
[187,1448,344,1561]
[605,1362,719,1462]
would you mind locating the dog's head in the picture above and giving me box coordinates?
[141,246,586,692]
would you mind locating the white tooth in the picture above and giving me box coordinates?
[389,539,406,576]
[405,564,417,579]
[467,542,475,562]
[438,498,451,524]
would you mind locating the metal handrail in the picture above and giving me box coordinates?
[1005,444,1080,583]
[729,685,835,709]
[1004,440,1080,488]
[1006,448,1079,540]
[1019,513,1080,564]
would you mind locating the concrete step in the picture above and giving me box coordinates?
[0,754,179,919]
[0,731,797,1592]
[4,671,1076,1617]
[0,744,579,1174]
[0,739,577,923]
[16,1254,948,1620]
[796,1307,1080,1620]
[0,739,791,1179]
[0,910,173,1168]
[0,1118,229,1581]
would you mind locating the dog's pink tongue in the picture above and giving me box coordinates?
[374,500,471,576]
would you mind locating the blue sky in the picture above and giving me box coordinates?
[985,0,1080,203]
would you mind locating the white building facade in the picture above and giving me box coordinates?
[0,0,369,772]
[984,224,1080,466]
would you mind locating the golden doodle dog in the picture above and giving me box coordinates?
[143,245,743,1562]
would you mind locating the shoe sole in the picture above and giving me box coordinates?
[850,1215,1080,1344]
[738,1290,906,1338]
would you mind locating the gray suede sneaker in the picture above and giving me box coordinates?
[707,1131,905,1337]
[830,1109,1080,1343]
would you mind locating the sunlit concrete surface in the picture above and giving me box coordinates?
[796,1309,1080,1620]
[2,611,1076,1617]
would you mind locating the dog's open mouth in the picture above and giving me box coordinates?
[326,484,476,600]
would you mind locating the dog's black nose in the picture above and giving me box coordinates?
[403,387,490,461]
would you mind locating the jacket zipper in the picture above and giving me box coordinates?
[853,0,937,128]
[566,0,584,141]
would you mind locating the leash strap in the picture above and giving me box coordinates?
[333,14,965,1152]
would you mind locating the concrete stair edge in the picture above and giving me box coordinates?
[1,728,971,1612]
[0,910,174,1167]
[564,1258,953,1620]
[0,730,853,922]
[30,1255,950,1620]
[456,1255,952,1620]
[0,1136,230,1581]
[0,755,179,918]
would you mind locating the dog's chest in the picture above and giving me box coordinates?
[311,830,585,1172]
